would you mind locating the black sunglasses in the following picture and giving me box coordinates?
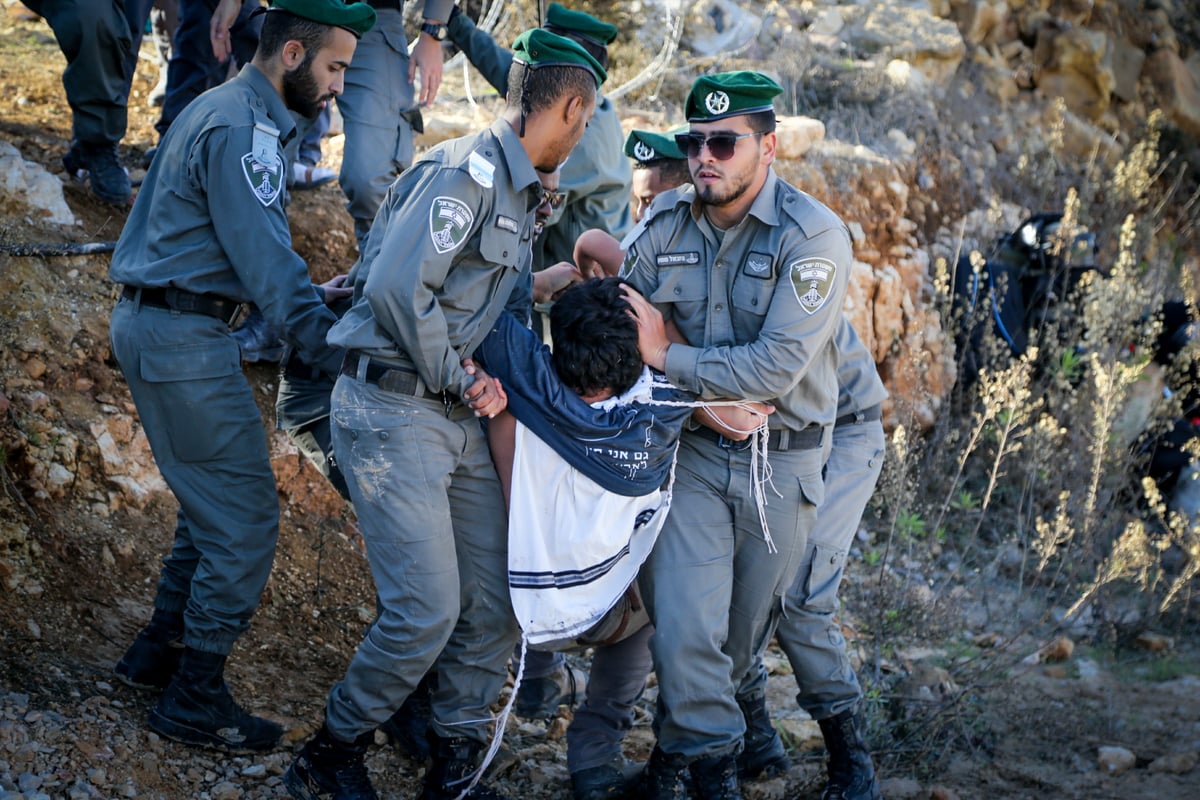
[540,189,566,210]
[674,131,763,161]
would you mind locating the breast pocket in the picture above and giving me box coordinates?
[732,272,776,316]
[479,220,522,271]
[649,265,708,326]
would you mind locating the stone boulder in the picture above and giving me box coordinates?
[847,2,967,84]
[0,139,74,226]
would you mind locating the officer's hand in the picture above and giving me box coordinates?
[533,262,584,304]
[318,274,353,304]
[462,359,507,418]
[620,285,670,371]
[410,31,445,108]
[693,402,775,441]
[574,229,624,278]
[209,0,242,62]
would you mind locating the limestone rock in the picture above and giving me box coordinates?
[1145,49,1200,138]
[1097,745,1136,775]
[1033,24,1115,120]
[848,3,967,84]
[1149,751,1198,774]
[774,116,825,160]
[0,139,74,226]
[89,416,167,509]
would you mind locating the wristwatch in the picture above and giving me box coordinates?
[421,21,448,41]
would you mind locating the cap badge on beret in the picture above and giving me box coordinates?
[704,91,730,116]
[633,141,655,161]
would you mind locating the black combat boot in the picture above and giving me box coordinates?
[514,662,585,720]
[571,758,636,800]
[148,648,283,752]
[378,674,434,761]
[284,723,378,800]
[735,688,790,781]
[63,140,131,206]
[817,707,882,800]
[689,752,741,800]
[418,733,510,800]
[114,608,184,691]
[637,747,689,800]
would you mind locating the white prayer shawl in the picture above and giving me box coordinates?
[507,369,671,645]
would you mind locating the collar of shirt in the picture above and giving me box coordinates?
[489,118,542,212]
[234,63,298,147]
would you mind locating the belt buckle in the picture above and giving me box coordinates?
[717,434,751,451]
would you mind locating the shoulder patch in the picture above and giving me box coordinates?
[619,245,638,278]
[743,251,774,279]
[468,150,495,188]
[789,257,837,314]
[241,152,284,207]
[430,196,475,254]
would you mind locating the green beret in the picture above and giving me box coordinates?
[544,2,618,47]
[685,71,782,123]
[512,28,607,87]
[268,0,376,38]
[623,126,687,163]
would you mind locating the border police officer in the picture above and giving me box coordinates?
[109,0,375,752]
[621,71,853,799]
[283,29,605,800]
[624,127,690,224]
[736,317,887,800]
[446,2,632,271]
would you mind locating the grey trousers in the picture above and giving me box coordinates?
[323,373,519,744]
[739,419,886,719]
[643,435,823,758]
[110,298,279,655]
[336,8,418,243]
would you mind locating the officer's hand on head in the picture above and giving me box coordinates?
[209,0,242,62]
[317,274,353,304]
[620,285,671,371]
[410,30,445,108]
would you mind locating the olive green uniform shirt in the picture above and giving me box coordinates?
[110,64,340,373]
[622,170,852,432]
[328,119,541,400]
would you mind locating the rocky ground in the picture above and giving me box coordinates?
[3,2,1200,799]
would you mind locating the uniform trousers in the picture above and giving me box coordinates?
[323,372,519,744]
[110,298,279,655]
[643,434,824,758]
[336,7,418,243]
[26,0,155,144]
[155,0,260,137]
[739,418,886,719]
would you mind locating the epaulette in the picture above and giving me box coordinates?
[778,180,842,239]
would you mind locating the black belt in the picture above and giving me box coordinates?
[691,424,823,452]
[835,403,883,428]
[122,285,241,326]
[341,352,458,409]
[282,348,326,383]
[367,0,402,9]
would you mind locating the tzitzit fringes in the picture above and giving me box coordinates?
[648,395,779,551]
[444,636,528,800]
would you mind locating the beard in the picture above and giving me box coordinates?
[282,54,327,119]
[692,161,757,209]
